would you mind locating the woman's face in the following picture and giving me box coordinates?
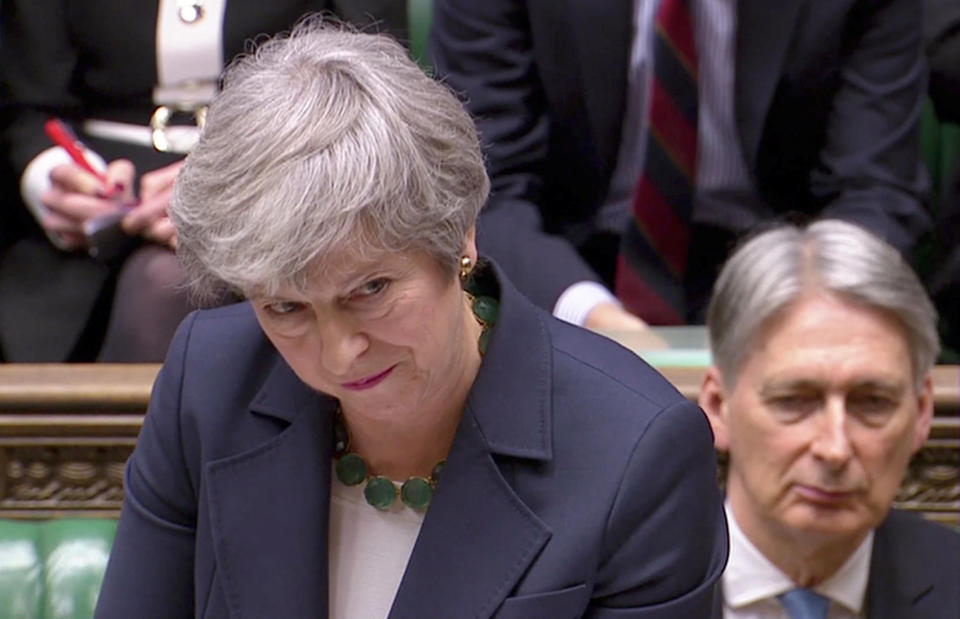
[250,237,480,423]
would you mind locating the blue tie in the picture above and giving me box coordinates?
[777,589,830,619]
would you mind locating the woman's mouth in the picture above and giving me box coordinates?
[341,365,397,391]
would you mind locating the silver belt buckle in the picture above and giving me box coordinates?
[150,104,207,152]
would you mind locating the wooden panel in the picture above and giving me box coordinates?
[0,363,956,523]
[0,364,152,518]
[0,364,158,412]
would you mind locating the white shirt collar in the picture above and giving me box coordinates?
[723,501,873,615]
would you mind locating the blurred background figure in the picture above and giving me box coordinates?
[699,220,960,618]
[923,0,960,360]
[430,0,930,331]
[0,1,406,362]
[925,0,960,124]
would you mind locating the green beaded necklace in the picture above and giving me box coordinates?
[332,276,499,512]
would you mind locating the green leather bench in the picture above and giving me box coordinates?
[919,99,960,359]
[922,98,960,210]
[0,519,116,619]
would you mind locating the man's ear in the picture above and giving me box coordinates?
[699,365,731,451]
[911,373,935,454]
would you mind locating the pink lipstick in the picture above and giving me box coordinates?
[341,365,397,391]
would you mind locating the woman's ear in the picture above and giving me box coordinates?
[699,365,731,451]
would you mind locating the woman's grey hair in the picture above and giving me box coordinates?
[707,219,940,387]
[171,17,489,302]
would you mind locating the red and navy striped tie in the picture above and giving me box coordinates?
[615,0,697,325]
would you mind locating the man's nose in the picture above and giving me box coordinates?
[810,398,853,467]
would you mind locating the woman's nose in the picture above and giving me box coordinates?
[317,318,369,376]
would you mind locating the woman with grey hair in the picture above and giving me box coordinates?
[95,20,726,618]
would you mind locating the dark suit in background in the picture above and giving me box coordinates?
[925,0,960,125]
[709,509,960,618]
[430,0,930,318]
[924,0,960,357]
[864,510,960,618]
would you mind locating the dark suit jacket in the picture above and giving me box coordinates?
[925,0,960,124]
[95,264,728,618]
[0,0,407,361]
[711,509,960,617]
[923,0,960,356]
[865,510,960,618]
[430,0,930,313]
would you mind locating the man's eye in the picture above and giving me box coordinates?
[771,395,817,408]
[354,278,389,298]
[848,394,897,421]
[264,301,304,316]
[768,394,820,418]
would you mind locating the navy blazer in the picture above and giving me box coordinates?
[430,0,930,312]
[95,264,728,618]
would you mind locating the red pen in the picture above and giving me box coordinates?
[43,118,112,187]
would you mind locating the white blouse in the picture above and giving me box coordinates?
[328,471,426,618]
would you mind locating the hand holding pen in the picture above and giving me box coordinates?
[41,118,137,252]
[121,159,184,250]
[43,119,116,190]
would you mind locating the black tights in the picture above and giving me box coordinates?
[97,245,194,362]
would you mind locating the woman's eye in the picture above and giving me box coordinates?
[264,301,304,316]
[354,278,389,298]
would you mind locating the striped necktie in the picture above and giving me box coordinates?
[615,0,697,325]
[778,588,830,619]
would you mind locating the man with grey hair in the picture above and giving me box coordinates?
[698,219,960,618]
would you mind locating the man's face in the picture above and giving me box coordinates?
[706,293,933,548]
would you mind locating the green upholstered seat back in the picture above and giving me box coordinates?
[922,98,960,210]
[0,519,116,619]
[407,0,433,70]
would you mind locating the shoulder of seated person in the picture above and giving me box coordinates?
[546,315,686,411]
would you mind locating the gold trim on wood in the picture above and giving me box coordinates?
[1,444,133,515]
[0,364,159,412]
[0,363,956,522]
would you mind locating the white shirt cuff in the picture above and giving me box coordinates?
[553,281,620,326]
[20,145,107,249]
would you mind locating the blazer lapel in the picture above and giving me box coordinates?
[388,413,552,619]
[205,358,336,618]
[389,264,554,619]
[735,0,806,170]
